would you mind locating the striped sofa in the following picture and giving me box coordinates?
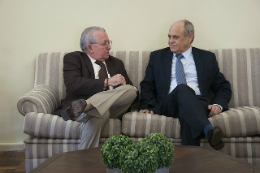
[17,48,260,172]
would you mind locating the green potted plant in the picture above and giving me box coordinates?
[101,133,174,173]
[141,133,174,172]
[101,134,133,171]
[121,141,159,173]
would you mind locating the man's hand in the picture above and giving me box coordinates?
[208,105,221,117]
[139,109,154,114]
[108,74,126,86]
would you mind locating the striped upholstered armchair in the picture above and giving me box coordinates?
[17,51,149,172]
[18,49,260,172]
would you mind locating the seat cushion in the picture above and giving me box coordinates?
[24,112,122,139]
[24,112,83,139]
[122,112,181,138]
[122,106,260,138]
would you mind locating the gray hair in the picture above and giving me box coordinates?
[182,20,195,44]
[80,26,106,51]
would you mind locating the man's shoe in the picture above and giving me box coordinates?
[61,99,87,121]
[207,126,224,150]
[211,140,224,150]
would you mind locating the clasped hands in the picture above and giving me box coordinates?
[105,74,126,87]
[140,105,221,117]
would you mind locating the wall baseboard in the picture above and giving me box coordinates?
[0,142,25,151]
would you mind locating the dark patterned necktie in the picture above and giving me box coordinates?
[175,54,187,85]
[95,60,109,90]
[95,60,108,79]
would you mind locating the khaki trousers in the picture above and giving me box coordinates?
[79,85,137,149]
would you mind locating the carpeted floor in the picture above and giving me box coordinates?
[0,150,26,173]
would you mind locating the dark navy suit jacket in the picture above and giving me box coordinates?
[139,47,232,115]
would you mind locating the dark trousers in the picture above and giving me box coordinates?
[162,84,211,146]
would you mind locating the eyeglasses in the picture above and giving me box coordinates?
[91,40,112,47]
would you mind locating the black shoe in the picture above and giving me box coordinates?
[61,99,87,121]
[207,127,224,150]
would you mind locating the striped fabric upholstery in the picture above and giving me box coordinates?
[209,48,260,108]
[109,51,151,91]
[34,52,67,102]
[18,48,260,171]
[17,85,59,116]
[200,137,260,165]
[24,112,122,139]
[100,118,122,138]
[17,52,67,116]
[24,137,81,144]
[24,138,80,159]
[18,49,260,116]
[122,112,181,138]
[24,137,80,173]
[24,112,83,139]
[128,136,260,165]
[23,113,121,172]
[130,136,260,165]
[122,110,260,166]
[113,48,260,108]
[122,106,260,138]
[209,106,260,137]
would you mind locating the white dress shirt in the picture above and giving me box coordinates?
[87,54,113,90]
[168,47,222,110]
[169,46,201,95]
[87,54,110,79]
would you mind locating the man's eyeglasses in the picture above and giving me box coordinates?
[91,40,112,47]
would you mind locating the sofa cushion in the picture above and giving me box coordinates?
[122,106,260,138]
[100,118,122,138]
[24,112,122,139]
[209,106,260,137]
[208,48,260,108]
[122,112,181,138]
[24,112,83,139]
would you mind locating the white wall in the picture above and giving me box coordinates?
[0,0,260,150]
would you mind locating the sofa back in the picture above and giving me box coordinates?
[34,48,260,108]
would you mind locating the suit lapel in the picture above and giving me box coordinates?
[192,47,204,89]
[164,49,173,90]
[83,53,95,79]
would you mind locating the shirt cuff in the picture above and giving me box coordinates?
[213,104,223,111]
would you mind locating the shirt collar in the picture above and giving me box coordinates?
[87,54,97,64]
[173,46,192,60]
[87,54,108,70]
[87,54,106,65]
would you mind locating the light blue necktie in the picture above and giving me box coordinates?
[175,54,187,85]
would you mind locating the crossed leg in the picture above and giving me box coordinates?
[79,85,137,149]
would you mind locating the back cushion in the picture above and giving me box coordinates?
[209,48,260,108]
[34,48,260,108]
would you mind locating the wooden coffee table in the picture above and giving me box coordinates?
[30,146,260,173]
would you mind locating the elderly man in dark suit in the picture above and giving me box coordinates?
[139,20,232,150]
[54,26,137,149]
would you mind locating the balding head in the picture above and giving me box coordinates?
[168,20,194,54]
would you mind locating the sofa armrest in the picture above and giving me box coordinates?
[24,112,83,139]
[209,106,260,137]
[17,85,60,116]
